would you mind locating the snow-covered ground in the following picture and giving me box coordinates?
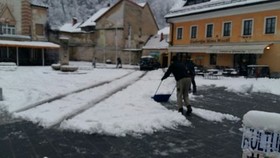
[0,61,279,137]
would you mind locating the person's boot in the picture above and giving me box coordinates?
[186,105,192,116]
[193,87,197,94]
[178,108,184,115]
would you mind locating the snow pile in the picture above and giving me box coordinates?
[0,62,17,71]
[196,77,280,96]
[193,107,240,122]
[243,110,280,133]
[242,110,280,157]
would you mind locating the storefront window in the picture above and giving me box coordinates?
[265,17,276,34]
[210,54,217,65]
[0,47,16,62]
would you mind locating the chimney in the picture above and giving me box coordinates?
[72,17,78,26]
[160,32,164,42]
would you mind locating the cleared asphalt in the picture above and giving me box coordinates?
[1,86,280,158]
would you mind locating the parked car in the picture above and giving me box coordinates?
[139,56,160,71]
[105,59,112,64]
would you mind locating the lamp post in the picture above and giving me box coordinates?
[0,87,3,101]
[115,26,118,64]
[128,25,131,65]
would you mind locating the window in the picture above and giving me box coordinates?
[191,26,197,39]
[265,17,276,34]
[184,0,210,6]
[210,54,217,65]
[243,19,253,36]
[223,22,231,37]
[206,24,213,38]
[176,27,183,40]
[1,24,15,35]
[35,24,44,36]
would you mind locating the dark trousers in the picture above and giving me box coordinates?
[190,76,196,93]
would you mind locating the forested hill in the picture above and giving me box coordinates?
[32,0,177,29]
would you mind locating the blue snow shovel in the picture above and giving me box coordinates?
[152,81,176,102]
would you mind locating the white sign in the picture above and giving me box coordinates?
[241,127,280,157]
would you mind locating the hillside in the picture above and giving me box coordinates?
[32,0,177,29]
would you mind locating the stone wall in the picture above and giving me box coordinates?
[31,5,48,41]
[21,0,31,36]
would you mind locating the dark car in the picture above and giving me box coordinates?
[139,56,160,71]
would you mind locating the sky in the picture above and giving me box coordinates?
[0,61,280,137]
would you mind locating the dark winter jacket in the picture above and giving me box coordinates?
[162,61,192,81]
[185,60,195,76]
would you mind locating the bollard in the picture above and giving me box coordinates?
[0,87,2,101]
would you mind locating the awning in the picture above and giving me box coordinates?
[207,44,271,54]
[0,40,60,49]
[168,43,272,54]
[168,45,209,53]
[122,48,142,52]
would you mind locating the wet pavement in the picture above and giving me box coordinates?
[1,86,280,158]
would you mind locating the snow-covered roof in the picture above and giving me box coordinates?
[59,22,83,33]
[166,0,268,18]
[143,35,169,50]
[0,40,60,48]
[81,1,148,28]
[30,0,48,8]
[0,34,31,40]
[137,2,147,7]
[143,27,170,50]
[157,27,170,35]
[80,7,110,27]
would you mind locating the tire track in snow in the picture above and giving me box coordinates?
[14,71,147,128]
[13,72,134,113]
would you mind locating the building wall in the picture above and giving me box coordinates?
[0,0,48,38]
[69,46,95,61]
[216,54,234,68]
[94,0,158,64]
[141,5,159,41]
[0,0,22,34]
[21,0,31,36]
[0,0,59,65]
[58,32,96,62]
[31,5,48,41]
[123,1,158,49]
[169,6,280,74]
[258,44,280,73]
[95,2,124,64]
[172,9,280,45]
